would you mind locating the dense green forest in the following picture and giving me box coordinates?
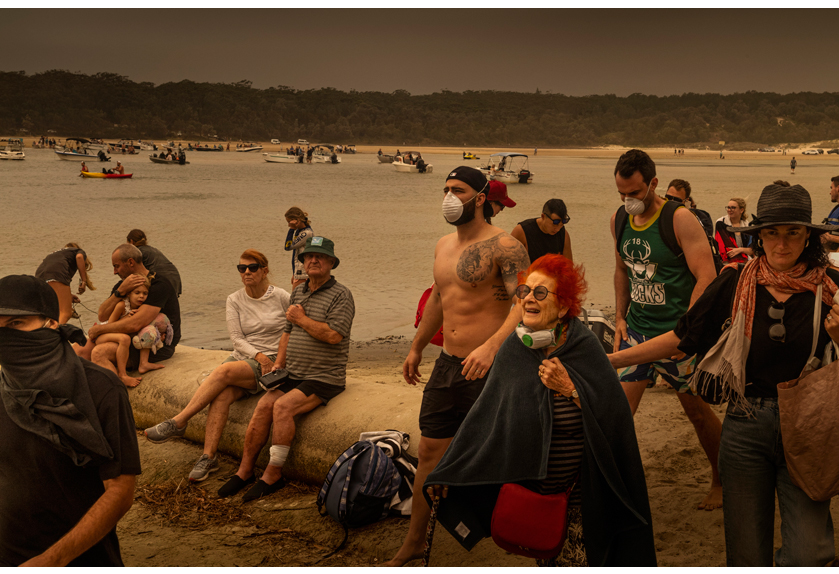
[2,70,839,147]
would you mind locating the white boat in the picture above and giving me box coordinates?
[139,140,157,151]
[263,153,301,164]
[0,138,25,160]
[56,149,110,161]
[311,144,341,164]
[56,137,108,154]
[478,152,533,184]
[237,143,263,152]
[393,151,433,173]
[377,154,395,163]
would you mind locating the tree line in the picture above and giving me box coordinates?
[2,70,839,147]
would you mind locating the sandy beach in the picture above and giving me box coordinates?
[115,337,839,567]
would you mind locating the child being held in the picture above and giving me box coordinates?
[94,274,174,387]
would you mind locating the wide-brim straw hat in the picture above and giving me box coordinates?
[730,184,839,233]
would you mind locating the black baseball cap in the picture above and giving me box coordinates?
[0,275,60,321]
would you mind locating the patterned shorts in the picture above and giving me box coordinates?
[617,326,697,394]
[535,506,587,567]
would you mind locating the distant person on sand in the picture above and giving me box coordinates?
[715,198,754,264]
[609,149,723,511]
[217,237,354,502]
[385,166,529,566]
[283,207,314,287]
[790,156,797,174]
[126,229,183,296]
[35,243,97,324]
[89,274,173,387]
[511,198,573,262]
[144,250,291,483]
[89,244,180,387]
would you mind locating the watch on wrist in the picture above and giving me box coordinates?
[571,389,579,399]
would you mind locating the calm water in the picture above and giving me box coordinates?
[2,148,836,348]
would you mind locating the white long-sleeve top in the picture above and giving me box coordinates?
[226,285,291,361]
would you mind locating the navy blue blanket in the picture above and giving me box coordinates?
[424,317,656,566]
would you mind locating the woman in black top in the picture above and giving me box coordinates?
[610,184,839,566]
[34,243,97,324]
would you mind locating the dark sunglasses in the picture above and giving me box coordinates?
[664,195,684,203]
[515,285,557,301]
[236,263,262,273]
[768,302,785,342]
[543,213,570,225]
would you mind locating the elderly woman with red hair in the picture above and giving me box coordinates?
[423,254,656,567]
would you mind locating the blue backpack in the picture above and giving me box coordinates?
[317,440,403,553]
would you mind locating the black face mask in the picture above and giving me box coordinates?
[0,324,111,466]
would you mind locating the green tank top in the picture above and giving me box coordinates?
[619,203,696,336]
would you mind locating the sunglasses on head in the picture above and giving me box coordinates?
[515,285,557,301]
[768,301,785,343]
[236,263,262,273]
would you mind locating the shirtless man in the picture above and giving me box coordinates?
[113,162,124,175]
[385,166,529,566]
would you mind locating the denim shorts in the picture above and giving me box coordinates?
[221,353,277,396]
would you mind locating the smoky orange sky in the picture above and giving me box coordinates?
[2,8,836,96]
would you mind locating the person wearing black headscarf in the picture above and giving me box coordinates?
[0,275,141,566]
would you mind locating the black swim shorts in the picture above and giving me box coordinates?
[274,377,344,405]
[419,351,489,439]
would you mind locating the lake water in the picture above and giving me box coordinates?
[2,148,836,349]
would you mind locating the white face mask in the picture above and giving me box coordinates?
[516,323,556,349]
[442,192,477,223]
[624,180,653,216]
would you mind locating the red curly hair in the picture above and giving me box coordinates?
[517,254,587,319]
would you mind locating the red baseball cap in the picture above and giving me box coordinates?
[487,181,516,207]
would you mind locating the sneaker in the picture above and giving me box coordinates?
[188,454,219,482]
[144,419,186,443]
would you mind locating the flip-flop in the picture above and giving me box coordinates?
[217,474,255,499]
[242,477,287,502]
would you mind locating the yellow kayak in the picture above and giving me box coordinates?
[81,172,133,179]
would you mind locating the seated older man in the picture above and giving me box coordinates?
[217,237,355,502]
[89,244,181,387]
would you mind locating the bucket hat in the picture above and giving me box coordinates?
[0,275,60,321]
[732,184,839,233]
[297,236,340,268]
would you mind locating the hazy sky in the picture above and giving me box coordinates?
[2,9,837,96]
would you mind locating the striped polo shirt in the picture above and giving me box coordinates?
[285,277,355,387]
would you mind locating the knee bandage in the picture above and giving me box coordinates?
[269,445,290,468]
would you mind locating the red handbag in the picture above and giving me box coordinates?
[490,478,578,560]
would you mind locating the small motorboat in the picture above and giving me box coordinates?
[139,140,158,151]
[478,152,533,184]
[263,153,301,164]
[463,152,480,160]
[237,142,263,152]
[393,152,433,174]
[192,144,224,152]
[81,172,133,179]
[0,138,25,160]
[149,154,188,165]
[377,154,395,164]
[311,144,342,164]
[56,149,111,161]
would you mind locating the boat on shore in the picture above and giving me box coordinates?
[393,151,432,173]
[479,152,533,184]
[0,138,25,160]
[81,172,132,179]
[263,153,301,164]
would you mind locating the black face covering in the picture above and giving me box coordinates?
[0,325,113,466]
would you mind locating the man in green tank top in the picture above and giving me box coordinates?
[608,149,723,511]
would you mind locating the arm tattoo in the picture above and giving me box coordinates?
[457,233,530,297]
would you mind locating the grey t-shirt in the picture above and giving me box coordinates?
[284,277,355,386]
